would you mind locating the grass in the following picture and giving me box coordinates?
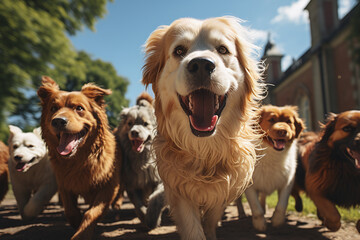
[260,191,360,222]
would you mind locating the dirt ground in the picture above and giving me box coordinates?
[0,192,359,240]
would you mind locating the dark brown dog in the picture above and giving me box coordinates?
[0,141,9,203]
[37,76,120,239]
[292,110,360,233]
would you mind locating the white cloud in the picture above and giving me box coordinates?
[271,0,310,24]
[339,0,356,18]
[248,28,268,43]
[281,55,294,71]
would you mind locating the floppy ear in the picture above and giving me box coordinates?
[142,26,169,89]
[229,17,264,101]
[37,76,60,105]
[294,117,305,138]
[320,112,338,145]
[81,83,112,108]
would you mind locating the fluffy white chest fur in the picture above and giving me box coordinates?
[251,139,297,195]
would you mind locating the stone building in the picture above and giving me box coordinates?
[264,0,360,130]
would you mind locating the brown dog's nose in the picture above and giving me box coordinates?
[52,117,68,130]
[187,57,215,77]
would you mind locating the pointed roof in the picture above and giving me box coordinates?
[263,33,283,57]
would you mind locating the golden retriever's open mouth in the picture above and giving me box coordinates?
[268,136,286,151]
[57,129,88,157]
[178,89,227,137]
[346,147,360,169]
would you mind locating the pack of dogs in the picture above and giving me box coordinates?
[0,16,359,240]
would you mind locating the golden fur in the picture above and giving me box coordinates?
[37,76,119,240]
[142,17,264,239]
[0,141,9,203]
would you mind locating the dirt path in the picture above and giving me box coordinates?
[0,193,359,240]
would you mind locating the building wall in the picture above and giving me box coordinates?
[332,39,357,111]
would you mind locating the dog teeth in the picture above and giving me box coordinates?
[188,95,193,111]
[215,95,219,111]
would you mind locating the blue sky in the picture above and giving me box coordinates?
[69,0,356,106]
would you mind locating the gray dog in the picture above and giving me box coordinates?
[114,93,165,229]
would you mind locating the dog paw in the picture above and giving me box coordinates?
[252,215,266,232]
[324,219,341,232]
[271,209,285,227]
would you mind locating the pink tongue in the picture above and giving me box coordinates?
[15,162,26,172]
[57,133,78,156]
[132,140,144,152]
[189,90,217,131]
[273,139,286,150]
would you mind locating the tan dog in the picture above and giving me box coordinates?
[142,17,264,240]
[292,110,360,233]
[238,105,304,231]
[37,76,120,240]
[0,141,9,203]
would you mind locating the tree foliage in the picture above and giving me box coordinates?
[0,0,128,141]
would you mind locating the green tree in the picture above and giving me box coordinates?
[64,51,129,128]
[0,0,113,141]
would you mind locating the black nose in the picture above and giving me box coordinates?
[14,155,22,162]
[51,117,68,130]
[277,129,287,137]
[131,130,139,138]
[187,57,215,77]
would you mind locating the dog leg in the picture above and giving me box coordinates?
[272,181,293,227]
[145,184,166,229]
[235,195,246,218]
[12,185,31,220]
[245,187,266,231]
[71,183,117,240]
[61,189,82,230]
[127,190,146,223]
[171,196,205,240]
[308,190,341,231]
[23,182,57,220]
[259,192,266,215]
[202,204,225,240]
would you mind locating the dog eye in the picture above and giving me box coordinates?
[127,121,133,126]
[76,106,84,111]
[50,106,58,112]
[144,122,149,127]
[343,125,355,132]
[13,145,18,149]
[27,145,34,148]
[173,45,187,58]
[286,119,292,124]
[217,46,229,54]
[268,118,275,123]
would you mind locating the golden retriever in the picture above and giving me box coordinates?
[37,76,120,240]
[292,110,360,233]
[142,17,264,240]
[238,105,304,231]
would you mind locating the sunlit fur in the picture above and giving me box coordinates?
[143,17,264,240]
[241,105,304,231]
[37,76,119,240]
[0,141,9,204]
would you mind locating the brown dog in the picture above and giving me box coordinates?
[37,76,120,239]
[293,110,360,233]
[0,141,9,203]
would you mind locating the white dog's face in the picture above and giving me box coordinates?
[143,17,261,143]
[8,125,47,172]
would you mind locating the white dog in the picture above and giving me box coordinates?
[240,105,304,231]
[8,125,57,220]
[142,17,264,240]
